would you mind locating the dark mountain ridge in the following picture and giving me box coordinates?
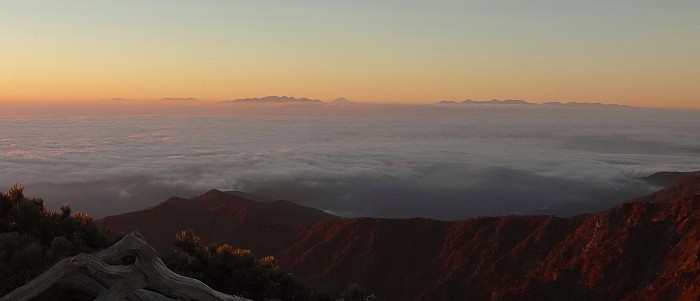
[98,172,700,300]
[642,171,691,188]
[99,189,337,256]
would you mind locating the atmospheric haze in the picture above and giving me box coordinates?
[1,102,699,219]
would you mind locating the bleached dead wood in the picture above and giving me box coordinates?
[1,232,249,301]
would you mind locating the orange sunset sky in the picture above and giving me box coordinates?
[1,1,699,109]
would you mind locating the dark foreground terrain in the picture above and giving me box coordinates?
[99,172,700,301]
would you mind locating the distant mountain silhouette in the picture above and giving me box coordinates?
[436,100,458,104]
[642,171,691,187]
[542,101,631,108]
[159,97,200,102]
[98,172,700,301]
[102,97,142,102]
[462,99,530,105]
[223,96,323,104]
[331,97,352,104]
[435,98,632,108]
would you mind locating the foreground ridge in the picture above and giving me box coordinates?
[1,232,248,301]
[98,173,700,300]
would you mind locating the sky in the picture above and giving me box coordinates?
[1,1,699,108]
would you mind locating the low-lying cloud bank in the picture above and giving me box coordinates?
[1,104,699,219]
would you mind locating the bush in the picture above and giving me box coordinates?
[167,230,306,300]
[164,229,377,301]
[0,184,111,295]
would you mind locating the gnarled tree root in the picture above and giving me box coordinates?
[1,232,249,301]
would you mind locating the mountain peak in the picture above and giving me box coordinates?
[97,190,337,255]
[436,100,458,105]
[331,97,352,103]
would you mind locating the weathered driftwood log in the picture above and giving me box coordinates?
[1,232,249,301]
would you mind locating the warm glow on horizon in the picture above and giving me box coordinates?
[2,1,699,109]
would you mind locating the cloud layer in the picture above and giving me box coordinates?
[1,105,699,219]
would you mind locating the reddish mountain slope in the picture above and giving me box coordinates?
[502,173,700,301]
[98,173,700,301]
[278,215,579,300]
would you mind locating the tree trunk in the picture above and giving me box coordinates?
[1,232,249,301]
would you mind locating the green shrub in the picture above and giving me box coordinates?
[0,184,111,295]
[164,229,378,301]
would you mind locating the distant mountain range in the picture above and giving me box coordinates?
[159,97,200,102]
[103,97,201,102]
[223,96,324,104]
[437,99,631,108]
[98,172,700,300]
[436,99,528,105]
[102,96,630,108]
[223,96,355,104]
[463,98,529,105]
[541,101,630,108]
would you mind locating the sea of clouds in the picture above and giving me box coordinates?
[1,103,699,219]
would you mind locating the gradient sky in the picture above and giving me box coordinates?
[1,1,699,108]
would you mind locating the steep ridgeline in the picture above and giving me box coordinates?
[97,190,338,256]
[98,173,700,301]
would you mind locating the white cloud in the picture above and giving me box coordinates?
[1,105,699,219]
